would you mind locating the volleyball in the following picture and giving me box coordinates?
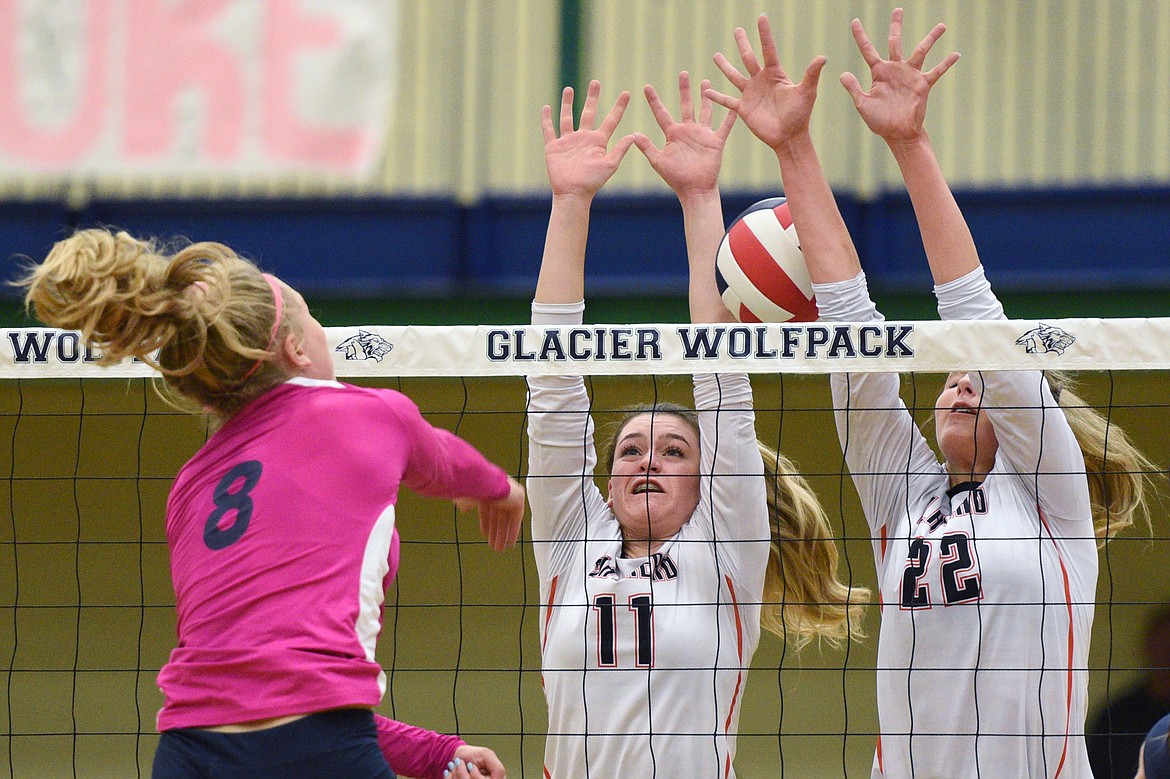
[715,197,817,323]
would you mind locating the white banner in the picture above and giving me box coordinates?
[0,0,398,176]
[3,319,1170,379]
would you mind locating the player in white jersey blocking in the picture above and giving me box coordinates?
[526,76,867,778]
[707,10,1155,778]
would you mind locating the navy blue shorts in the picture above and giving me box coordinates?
[153,709,396,779]
[1145,713,1170,778]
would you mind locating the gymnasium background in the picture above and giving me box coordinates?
[1,1,1168,776]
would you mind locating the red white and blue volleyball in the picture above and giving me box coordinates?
[715,197,817,323]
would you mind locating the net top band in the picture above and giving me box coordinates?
[2,318,1168,379]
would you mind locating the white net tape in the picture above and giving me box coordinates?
[3,318,1169,379]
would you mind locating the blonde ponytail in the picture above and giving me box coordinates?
[18,228,289,418]
[758,444,868,649]
[1050,375,1158,542]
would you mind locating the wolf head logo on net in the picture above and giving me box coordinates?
[1015,323,1075,355]
[335,330,394,362]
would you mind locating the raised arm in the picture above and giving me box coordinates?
[703,15,945,534]
[706,13,861,285]
[845,11,1090,517]
[841,8,967,285]
[534,80,635,304]
[527,80,634,579]
[633,71,736,323]
[633,73,767,580]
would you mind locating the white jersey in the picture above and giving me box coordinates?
[819,271,1096,779]
[526,303,770,779]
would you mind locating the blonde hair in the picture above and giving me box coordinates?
[603,405,868,649]
[757,443,868,649]
[1048,374,1157,542]
[17,228,292,418]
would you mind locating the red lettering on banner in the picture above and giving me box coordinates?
[124,0,243,160]
[263,0,365,167]
[0,0,111,163]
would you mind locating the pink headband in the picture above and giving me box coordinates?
[239,272,284,382]
[260,273,284,346]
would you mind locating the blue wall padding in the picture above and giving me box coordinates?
[2,187,1166,296]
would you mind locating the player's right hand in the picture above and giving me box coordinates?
[459,476,525,552]
[542,80,635,198]
[450,745,506,778]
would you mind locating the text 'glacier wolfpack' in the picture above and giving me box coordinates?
[485,324,915,362]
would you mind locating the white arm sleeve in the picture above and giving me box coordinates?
[525,302,611,583]
[691,372,770,589]
[813,273,943,536]
[935,267,1090,524]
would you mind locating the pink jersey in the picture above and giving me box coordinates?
[156,377,510,731]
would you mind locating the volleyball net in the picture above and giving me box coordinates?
[2,318,1168,777]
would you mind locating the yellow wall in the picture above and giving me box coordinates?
[4,1,1167,201]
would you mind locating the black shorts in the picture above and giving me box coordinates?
[153,709,396,779]
[1145,713,1170,778]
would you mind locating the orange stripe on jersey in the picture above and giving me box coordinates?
[876,528,887,770]
[540,575,559,694]
[1038,507,1075,779]
[543,766,552,779]
[542,574,559,651]
[723,576,746,779]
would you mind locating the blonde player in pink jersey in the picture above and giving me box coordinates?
[707,10,1155,778]
[20,231,522,778]
[526,76,866,778]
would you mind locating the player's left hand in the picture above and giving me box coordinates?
[633,71,736,199]
[456,476,525,552]
[447,745,506,778]
[705,13,826,151]
[542,80,636,199]
[839,7,960,146]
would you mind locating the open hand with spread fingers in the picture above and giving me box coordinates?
[839,7,961,146]
[633,71,736,199]
[704,13,827,151]
[541,79,636,199]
